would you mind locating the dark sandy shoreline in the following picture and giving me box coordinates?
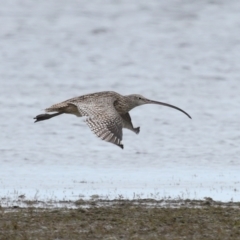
[1,199,240,240]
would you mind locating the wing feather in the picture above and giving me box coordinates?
[73,100,124,148]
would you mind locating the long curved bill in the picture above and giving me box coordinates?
[149,100,192,119]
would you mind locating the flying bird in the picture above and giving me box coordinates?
[34,91,191,149]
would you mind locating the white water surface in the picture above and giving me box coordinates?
[1,0,240,204]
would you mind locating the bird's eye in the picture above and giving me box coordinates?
[138,97,142,100]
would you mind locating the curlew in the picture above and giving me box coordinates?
[34,91,191,149]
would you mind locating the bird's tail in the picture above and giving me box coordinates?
[34,112,63,123]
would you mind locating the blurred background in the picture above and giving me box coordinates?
[1,0,240,203]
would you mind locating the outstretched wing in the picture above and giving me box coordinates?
[73,101,124,149]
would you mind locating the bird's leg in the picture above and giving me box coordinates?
[34,112,63,123]
[121,113,140,135]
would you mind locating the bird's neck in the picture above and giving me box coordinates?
[114,96,136,114]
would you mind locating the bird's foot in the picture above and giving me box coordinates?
[134,127,140,134]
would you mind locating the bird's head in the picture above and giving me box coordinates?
[127,94,151,106]
[125,94,191,119]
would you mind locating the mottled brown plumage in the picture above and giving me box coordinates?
[34,91,191,149]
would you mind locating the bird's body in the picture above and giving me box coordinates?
[34,91,191,149]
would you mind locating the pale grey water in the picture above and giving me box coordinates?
[1,0,240,203]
